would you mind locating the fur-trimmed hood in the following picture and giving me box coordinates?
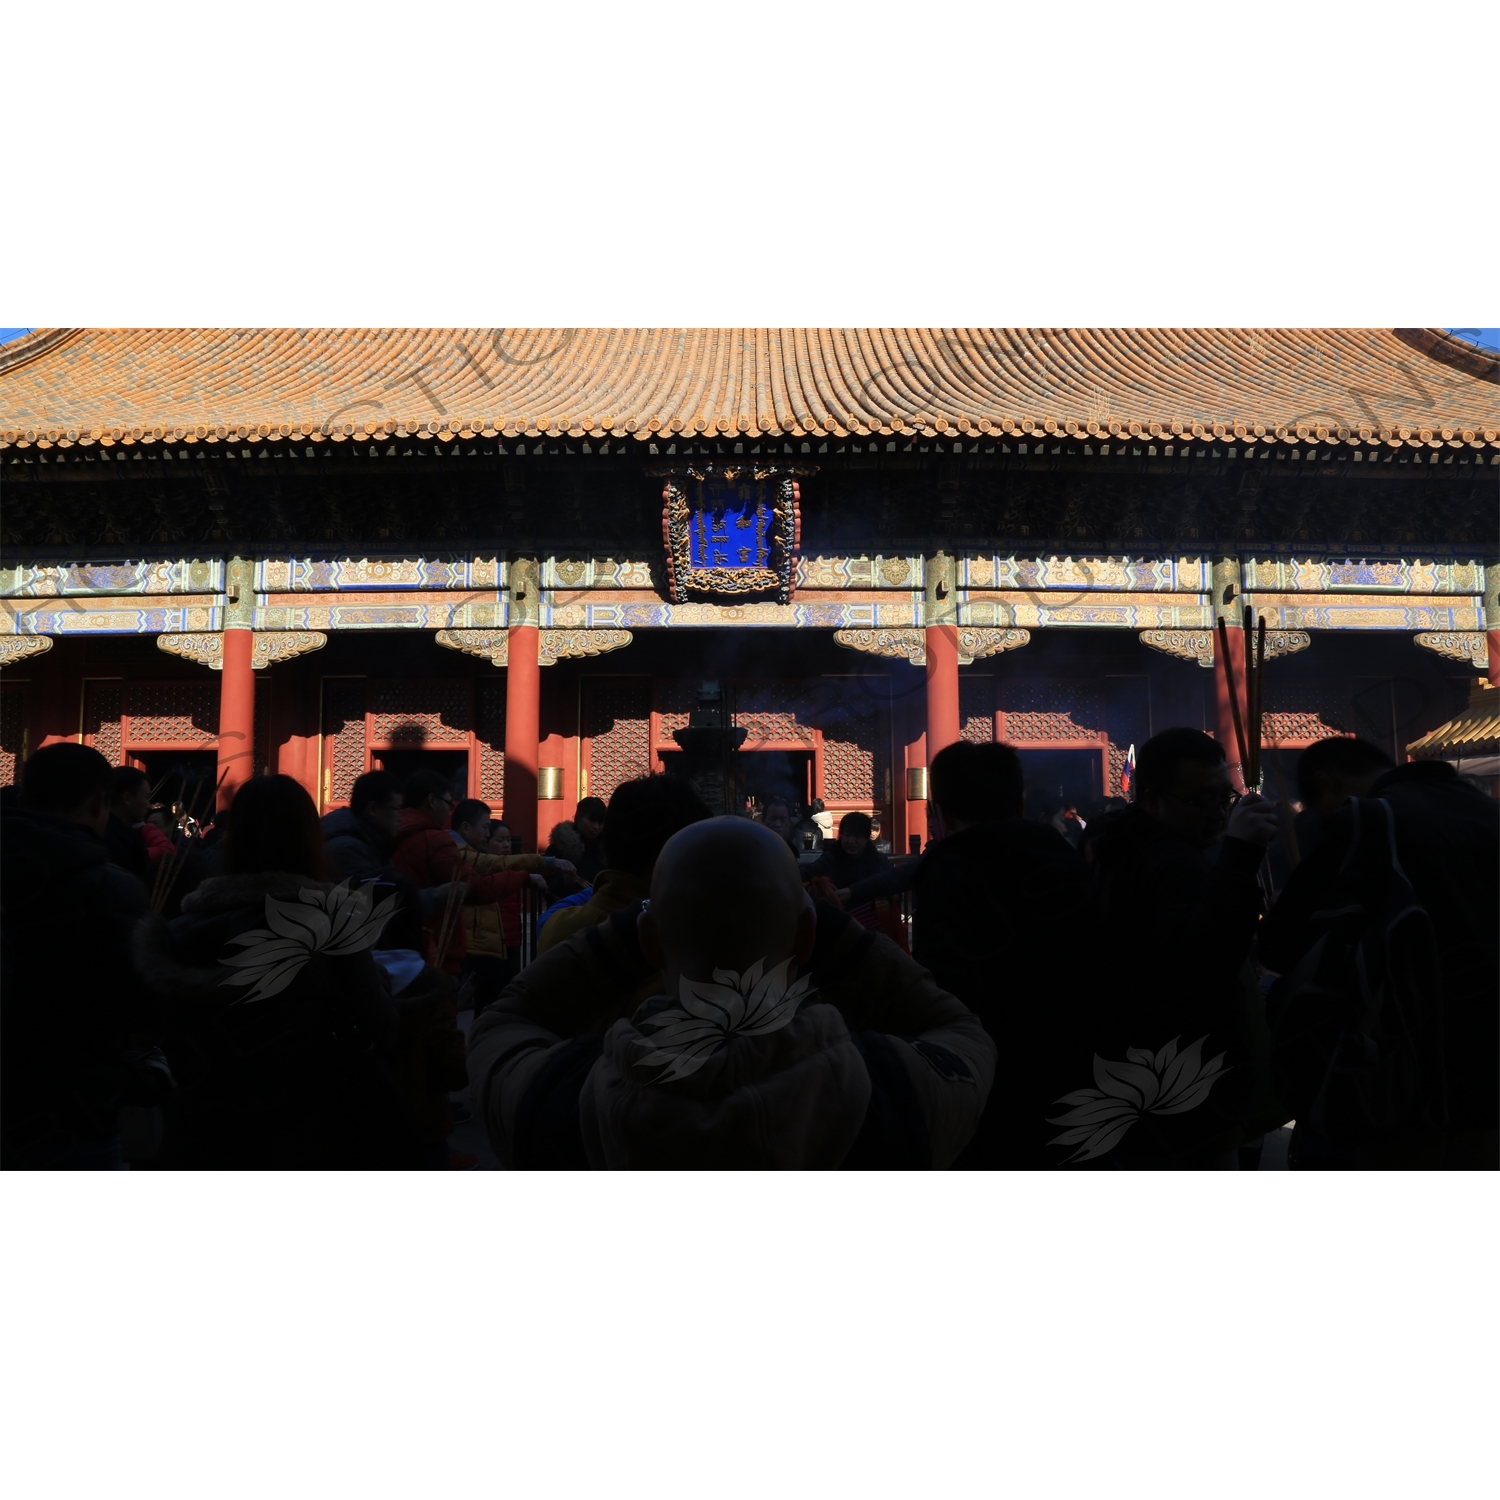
[134,871,344,1001]
[579,997,871,1170]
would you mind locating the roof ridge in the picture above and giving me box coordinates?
[1393,327,1500,385]
[0,327,83,379]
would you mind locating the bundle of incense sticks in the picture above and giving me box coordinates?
[149,766,229,915]
[432,874,470,971]
[1245,605,1266,792]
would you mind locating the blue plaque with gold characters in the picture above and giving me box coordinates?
[654,464,810,604]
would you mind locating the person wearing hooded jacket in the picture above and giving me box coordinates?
[2,746,157,1169]
[135,774,410,1169]
[1259,755,1498,1168]
[468,817,996,1169]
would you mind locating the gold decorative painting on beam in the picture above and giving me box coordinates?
[1138,628,1310,667]
[955,628,1030,663]
[157,631,328,669]
[0,636,53,668]
[436,629,633,667]
[833,628,928,665]
[1414,631,1489,669]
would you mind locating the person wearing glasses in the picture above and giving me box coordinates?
[1078,728,1281,1168]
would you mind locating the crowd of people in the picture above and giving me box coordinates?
[2,719,1494,1170]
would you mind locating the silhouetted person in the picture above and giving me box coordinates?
[1290,734,1396,856]
[135,775,408,1169]
[323,769,404,880]
[319,768,434,955]
[468,817,995,1168]
[2,745,155,1169]
[572,796,608,882]
[539,776,710,954]
[1260,749,1499,1168]
[1080,728,1282,1167]
[913,740,1095,1168]
[760,796,797,854]
[103,765,155,880]
[545,821,588,896]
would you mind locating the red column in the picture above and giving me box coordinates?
[504,623,540,851]
[1488,629,1500,689]
[216,628,257,809]
[1214,622,1250,791]
[925,623,961,762]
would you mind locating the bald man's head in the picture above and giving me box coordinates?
[646,816,809,981]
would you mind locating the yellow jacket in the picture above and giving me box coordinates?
[457,845,545,959]
[536,869,649,955]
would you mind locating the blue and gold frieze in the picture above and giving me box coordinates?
[255,592,505,630]
[1248,596,1482,630]
[0,560,223,597]
[960,556,1210,592]
[795,556,923,589]
[2,598,221,634]
[962,593,1212,629]
[255,557,504,592]
[565,598,925,629]
[542,559,656,590]
[1242,559,1484,594]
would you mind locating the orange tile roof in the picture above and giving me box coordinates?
[1,328,1496,450]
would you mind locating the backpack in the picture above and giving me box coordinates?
[1278,797,1448,1155]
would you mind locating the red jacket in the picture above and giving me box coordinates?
[141,821,174,864]
[392,809,531,970]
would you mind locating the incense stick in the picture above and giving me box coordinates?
[1255,615,1266,788]
[1216,617,1250,786]
[1243,606,1265,791]
[432,875,469,971]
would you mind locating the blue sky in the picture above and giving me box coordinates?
[2,326,1497,348]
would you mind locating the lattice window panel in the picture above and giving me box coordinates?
[960,676,995,744]
[586,678,652,800]
[369,680,470,743]
[476,679,506,802]
[736,711,814,745]
[998,680,1101,742]
[734,683,817,745]
[822,709,889,803]
[0,684,27,785]
[1108,742,1129,796]
[82,684,125,765]
[656,682,696,739]
[324,679,367,803]
[125,683,218,743]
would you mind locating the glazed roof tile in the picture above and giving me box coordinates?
[1,327,1496,450]
[1407,682,1500,756]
